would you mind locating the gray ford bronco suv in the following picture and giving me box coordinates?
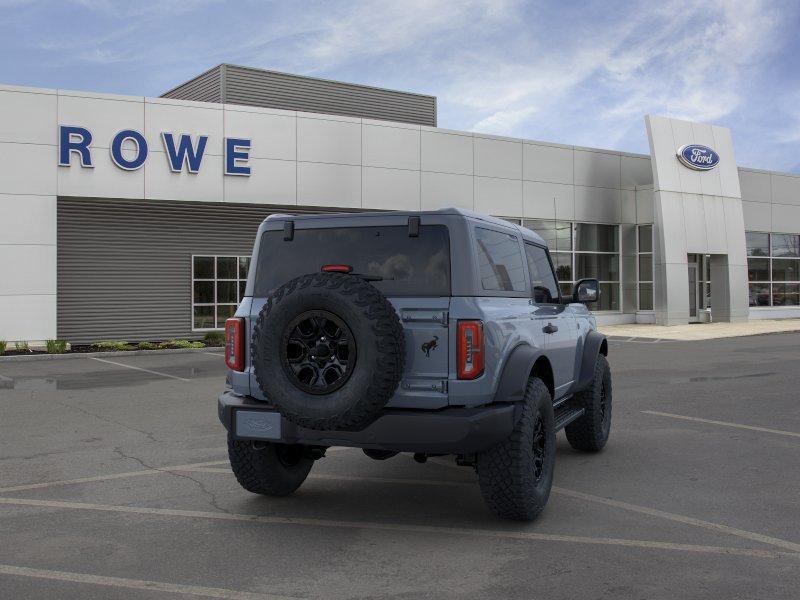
[218,208,611,520]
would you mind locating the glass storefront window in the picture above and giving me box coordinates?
[772,283,800,306]
[522,220,572,251]
[193,255,250,330]
[771,233,800,257]
[747,258,770,281]
[637,225,653,311]
[576,254,619,281]
[772,259,800,281]
[746,232,769,257]
[639,283,653,311]
[575,223,618,252]
[746,232,800,307]
[638,225,653,254]
[638,255,653,282]
[749,283,770,306]
[598,283,619,311]
[193,256,214,279]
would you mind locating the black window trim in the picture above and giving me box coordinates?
[525,241,563,305]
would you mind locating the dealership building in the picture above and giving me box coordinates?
[1,63,799,344]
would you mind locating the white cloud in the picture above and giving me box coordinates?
[451,1,783,146]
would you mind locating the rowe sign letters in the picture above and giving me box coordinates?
[58,125,252,176]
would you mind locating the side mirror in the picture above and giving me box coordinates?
[573,278,600,304]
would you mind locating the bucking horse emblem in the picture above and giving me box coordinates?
[421,336,439,357]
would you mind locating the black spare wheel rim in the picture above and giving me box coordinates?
[251,272,405,432]
[281,310,356,394]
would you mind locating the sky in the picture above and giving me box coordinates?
[2,0,799,172]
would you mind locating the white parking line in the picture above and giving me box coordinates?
[642,410,800,439]
[552,486,800,554]
[0,564,303,600]
[0,448,358,494]
[429,458,800,554]
[181,466,472,487]
[0,496,792,560]
[0,460,230,493]
[89,357,191,382]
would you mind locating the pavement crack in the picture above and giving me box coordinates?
[111,447,233,515]
[54,398,162,443]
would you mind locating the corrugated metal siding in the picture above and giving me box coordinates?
[56,198,346,344]
[160,64,436,126]
[224,66,436,126]
[161,65,222,103]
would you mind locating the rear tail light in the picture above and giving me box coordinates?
[225,317,245,371]
[457,320,484,380]
[321,264,353,273]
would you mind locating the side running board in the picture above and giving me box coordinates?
[553,397,585,431]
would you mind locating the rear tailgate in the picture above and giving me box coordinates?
[388,297,450,409]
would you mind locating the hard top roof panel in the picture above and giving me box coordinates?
[262,207,546,246]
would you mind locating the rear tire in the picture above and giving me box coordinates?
[475,377,556,521]
[227,434,313,496]
[565,354,612,452]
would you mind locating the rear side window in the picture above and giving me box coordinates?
[254,225,450,297]
[524,243,560,304]
[474,227,527,292]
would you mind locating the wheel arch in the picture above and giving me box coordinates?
[493,343,552,404]
[572,330,608,393]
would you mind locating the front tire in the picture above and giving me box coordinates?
[565,354,612,452]
[476,377,556,521]
[228,435,314,496]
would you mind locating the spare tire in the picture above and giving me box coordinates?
[251,272,405,431]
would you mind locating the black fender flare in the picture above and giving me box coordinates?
[492,343,546,404]
[572,330,608,393]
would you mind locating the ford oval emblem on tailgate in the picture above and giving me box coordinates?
[676,144,720,171]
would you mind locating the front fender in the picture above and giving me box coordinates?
[572,330,607,393]
[492,343,544,404]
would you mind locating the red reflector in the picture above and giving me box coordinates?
[224,317,245,372]
[321,264,353,273]
[457,320,484,380]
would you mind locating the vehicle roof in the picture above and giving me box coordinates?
[262,207,546,246]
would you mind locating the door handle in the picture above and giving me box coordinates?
[542,323,558,334]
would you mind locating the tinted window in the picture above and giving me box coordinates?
[522,220,572,251]
[254,225,450,297]
[747,258,769,281]
[638,225,653,253]
[524,244,560,303]
[474,227,527,292]
[576,254,619,280]
[772,233,800,257]
[745,232,769,256]
[575,223,618,252]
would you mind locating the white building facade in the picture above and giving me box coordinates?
[1,67,799,344]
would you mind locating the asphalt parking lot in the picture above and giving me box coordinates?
[1,333,799,600]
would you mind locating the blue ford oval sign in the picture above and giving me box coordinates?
[676,144,720,171]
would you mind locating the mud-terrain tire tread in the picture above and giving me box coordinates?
[251,272,405,431]
[475,377,556,521]
[227,434,313,496]
[565,354,612,452]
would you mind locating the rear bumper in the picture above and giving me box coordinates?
[217,390,518,454]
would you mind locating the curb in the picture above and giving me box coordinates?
[0,347,224,363]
